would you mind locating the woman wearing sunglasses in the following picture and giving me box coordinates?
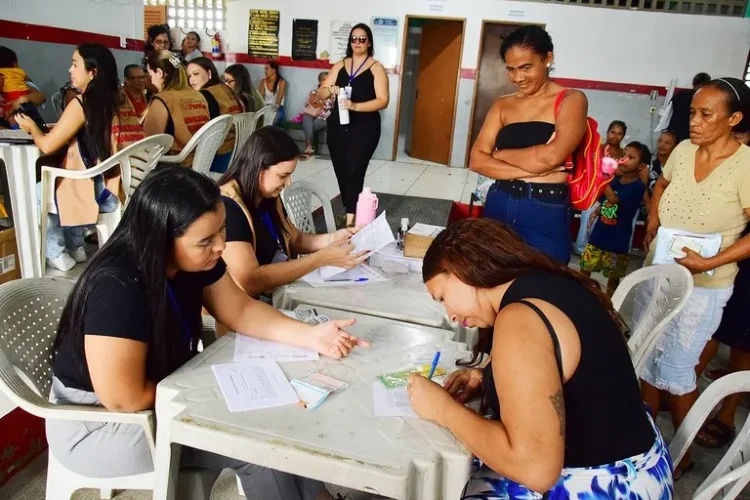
[317,23,389,228]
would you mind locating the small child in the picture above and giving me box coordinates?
[580,141,651,296]
[0,47,31,117]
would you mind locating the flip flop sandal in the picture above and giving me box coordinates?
[696,418,736,449]
[674,460,695,482]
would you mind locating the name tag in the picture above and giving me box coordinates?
[272,250,289,264]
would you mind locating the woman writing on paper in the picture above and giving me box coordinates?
[219,126,367,300]
[407,219,672,497]
[641,76,750,480]
[47,166,365,500]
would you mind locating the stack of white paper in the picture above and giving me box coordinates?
[212,359,299,412]
[233,335,319,362]
[652,227,722,275]
[320,212,395,279]
[300,264,389,288]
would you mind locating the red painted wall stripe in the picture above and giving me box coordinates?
[1,19,682,96]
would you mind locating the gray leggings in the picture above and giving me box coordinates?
[302,114,327,143]
[46,377,323,500]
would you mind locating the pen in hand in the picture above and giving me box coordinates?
[427,351,441,380]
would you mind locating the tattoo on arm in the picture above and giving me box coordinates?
[549,389,565,437]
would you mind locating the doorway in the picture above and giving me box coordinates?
[393,16,465,166]
[466,22,542,160]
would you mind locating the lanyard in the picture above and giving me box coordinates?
[166,283,193,344]
[348,56,370,86]
[260,211,286,255]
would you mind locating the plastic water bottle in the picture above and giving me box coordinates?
[355,188,378,226]
[338,87,350,125]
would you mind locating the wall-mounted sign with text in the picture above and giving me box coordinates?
[371,17,399,69]
[329,21,355,63]
[248,9,279,58]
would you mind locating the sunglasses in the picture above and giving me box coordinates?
[350,36,368,44]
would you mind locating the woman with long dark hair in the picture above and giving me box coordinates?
[187,57,245,173]
[470,26,587,264]
[142,24,174,97]
[317,23,389,227]
[259,60,286,124]
[219,127,365,301]
[224,63,264,112]
[144,50,209,164]
[16,43,143,271]
[406,219,672,498]
[46,166,365,498]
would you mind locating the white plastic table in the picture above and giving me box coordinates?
[0,143,42,278]
[153,307,474,500]
[273,273,477,344]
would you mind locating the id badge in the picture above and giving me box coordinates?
[344,86,352,99]
[272,250,289,264]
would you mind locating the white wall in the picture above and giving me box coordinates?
[225,0,750,87]
[0,0,144,41]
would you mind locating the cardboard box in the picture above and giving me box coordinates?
[403,224,445,259]
[0,228,21,284]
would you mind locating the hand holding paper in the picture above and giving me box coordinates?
[320,212,395,279]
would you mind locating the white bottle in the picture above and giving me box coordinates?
[338,87,350,125]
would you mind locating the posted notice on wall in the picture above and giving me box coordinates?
[329,21,355,63]
[292,19,318,61]
[248,9,280,58]
[371,17,399,69]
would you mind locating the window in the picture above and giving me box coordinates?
[521,0,746,16]
[144,0,225,30]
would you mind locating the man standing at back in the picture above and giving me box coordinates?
[122,64,148,122]
[668,72,711,142]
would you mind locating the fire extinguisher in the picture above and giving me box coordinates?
[211,32,222,59]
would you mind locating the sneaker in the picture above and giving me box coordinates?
[47,253,76,272]
[69,246,88,263]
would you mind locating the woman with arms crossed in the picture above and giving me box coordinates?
[470,26,587,264]
[47,167,366,500]
[407,219,672,498]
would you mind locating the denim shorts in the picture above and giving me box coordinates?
[640,285,734,395]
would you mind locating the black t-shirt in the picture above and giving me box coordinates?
[222,196,285,266]
[53,260,227,392]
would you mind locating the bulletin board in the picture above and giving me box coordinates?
[330,21,355,63]
[248,10,280,58]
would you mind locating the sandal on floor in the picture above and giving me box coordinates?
[696,418,736,449]
[674,460,695,482]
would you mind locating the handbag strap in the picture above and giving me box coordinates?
[553,89,568,118]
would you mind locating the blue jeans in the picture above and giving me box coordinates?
[483,182,572,264]
[575,205,597,255]
[36,178,119,259]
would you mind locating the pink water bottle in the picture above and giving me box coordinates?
[601,157,618,176]
[355,187,378,226]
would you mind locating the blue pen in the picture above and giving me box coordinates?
[427,351,441,380]
[328,277,369,283]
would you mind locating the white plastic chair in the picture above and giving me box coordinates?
[228,111,259,165]
[40,135,173,275]
[258,104,279,127]
[0,278,221,500]
[280,180,336,234]
[670,371,750,500]
[610,263,693,376]
[51,91,64,119]
[159,114,232,176]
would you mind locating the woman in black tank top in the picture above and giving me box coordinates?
[317,23,390,227]
[406,219,673,498]
[469,26,587,264]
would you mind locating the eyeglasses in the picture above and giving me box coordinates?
[224,78,235,85]
[350,36,368,44]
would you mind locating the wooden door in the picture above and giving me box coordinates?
[410,20,463,165]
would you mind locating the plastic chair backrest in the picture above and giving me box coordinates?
[0,278,72,404]
[51,92,63,119]
[610,264,693,375]
[160,115,232,176]
[670,371,750,499]
[259,104,279,127]
[280,180,336,234]
[118,134,174,200]
[230,112,258,163]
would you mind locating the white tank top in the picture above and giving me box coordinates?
[263,79,285,106]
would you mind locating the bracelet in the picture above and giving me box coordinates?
[327,87,333,97]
